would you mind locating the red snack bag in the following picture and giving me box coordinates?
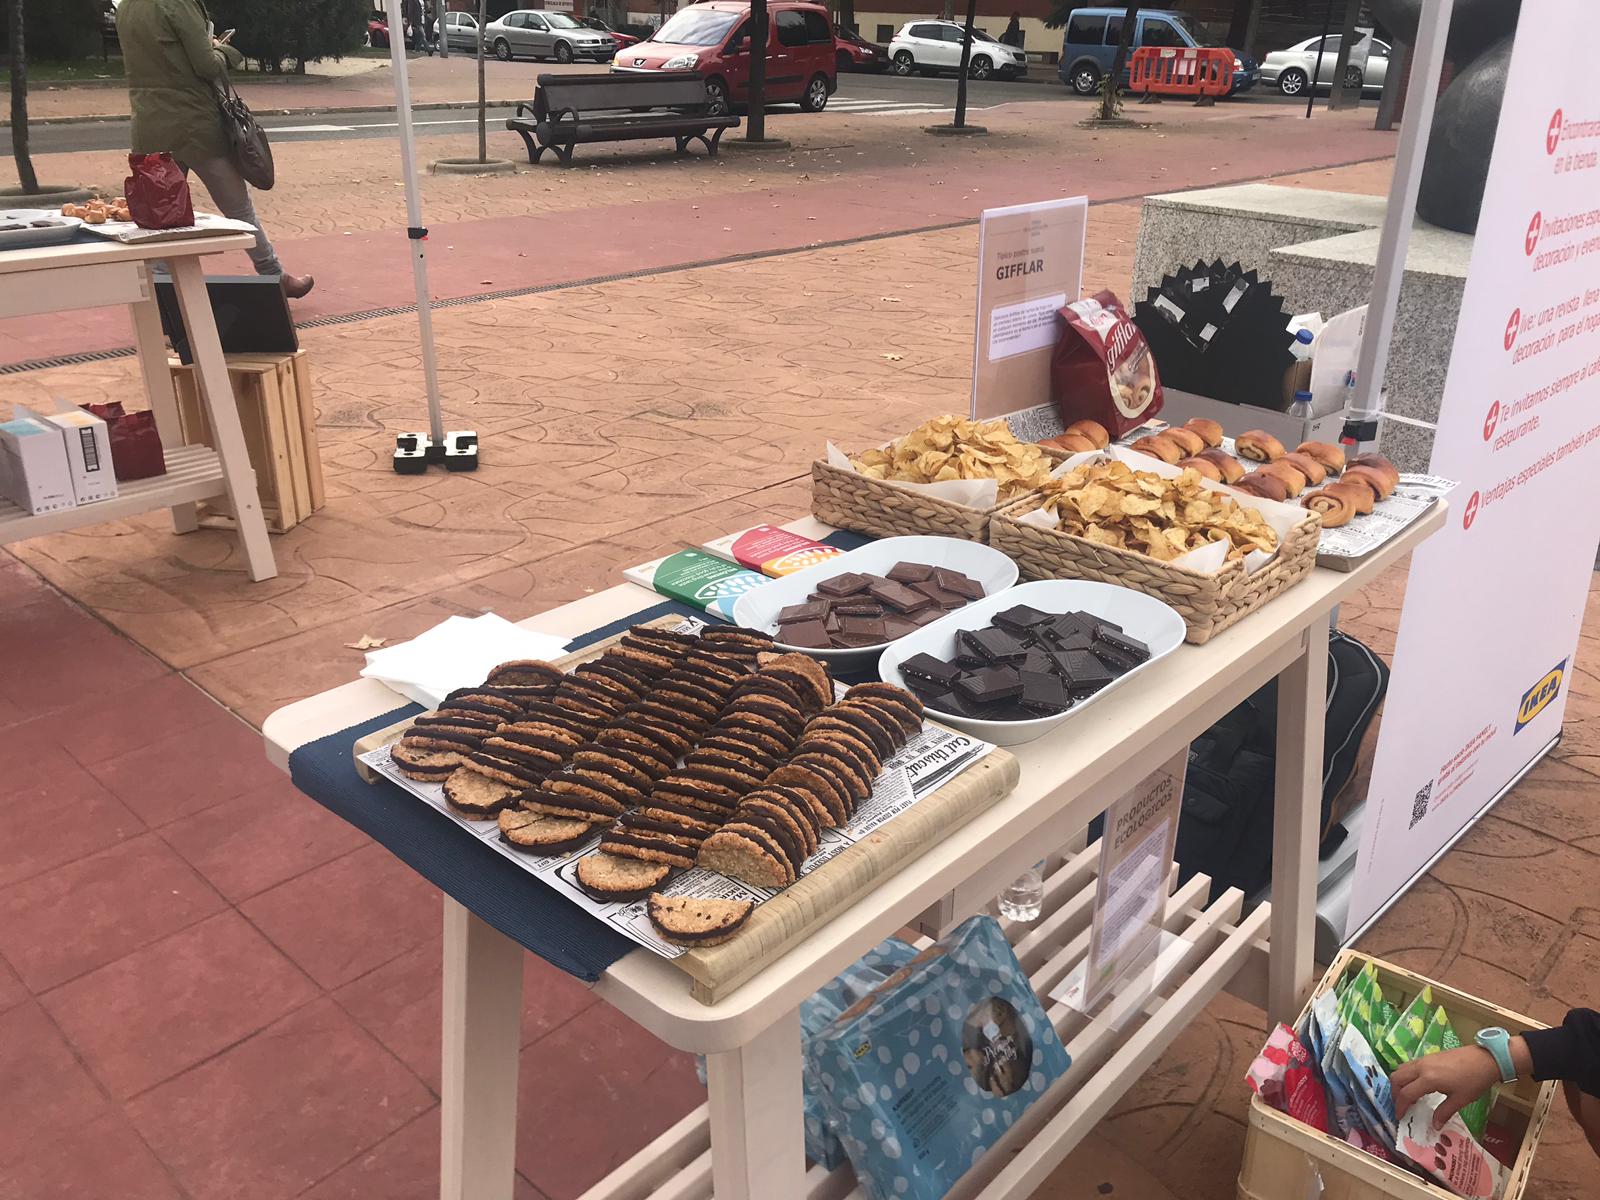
[1247,1024,1330,1134]
[124,153,195,230]
[1051,290,1163,439]
[80,402,167,481]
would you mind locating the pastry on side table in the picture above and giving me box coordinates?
[1235,430,1287,462]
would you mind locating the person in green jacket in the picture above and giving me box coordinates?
[118,0,314,298]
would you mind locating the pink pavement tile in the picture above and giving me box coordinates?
[0,1111,183,1200]
[0,835,225,993]
[515,1004,706,1200]
[54,672,239,769]
[84,709,285,828]
[0,1001,112,1173]
[239,843,441,990]
[334,936,597,1093]
[0,557,54,607]
[0,955,24,1013]
[0,595,167,717]
[159,775,370,903]
[41,909,319,1100]
[0,734,146,891]
[127,997,433,1200]
[301,1108,552,1200]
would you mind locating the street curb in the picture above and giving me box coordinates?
[0,97,528,129]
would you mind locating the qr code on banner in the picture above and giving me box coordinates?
[1409,780,1434,829]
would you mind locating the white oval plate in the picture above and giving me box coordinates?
[877,579,1185,746]
[731,535,1019,668]
[0,210,83,251]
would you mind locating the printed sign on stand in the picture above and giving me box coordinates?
[972,197,1087,421]
[1347,0,1600,935]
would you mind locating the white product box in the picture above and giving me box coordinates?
[0,414,76,516]
[41,409,118,505]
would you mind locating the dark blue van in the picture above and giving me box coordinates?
[1055,7,1257,96]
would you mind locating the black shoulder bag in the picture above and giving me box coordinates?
[214,67,275,191]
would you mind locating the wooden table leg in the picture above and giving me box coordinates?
[167,256,276,581]
[127,292,197,533]
[705,1010,804,1200]
[441,898,523,1200]
[1268,620,1330,1025]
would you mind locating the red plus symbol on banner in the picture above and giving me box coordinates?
[1548,109,1564,154]
[1525,212,1542,256]
[1504,309,1521,351]
[1483,402,1500,441]
[1463,491,1481,530]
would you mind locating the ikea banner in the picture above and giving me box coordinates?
[1346,0,1600,935]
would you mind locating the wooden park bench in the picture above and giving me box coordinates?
[506,73,741,166]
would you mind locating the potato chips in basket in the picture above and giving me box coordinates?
[852,415,1055,500]
[1035,460,1278,564]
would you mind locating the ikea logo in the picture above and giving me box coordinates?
[1515,661,1566,733]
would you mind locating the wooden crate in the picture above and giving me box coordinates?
[1238,949,1558,1200]
[171,351,324,533]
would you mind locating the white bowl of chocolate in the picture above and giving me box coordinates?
[732,535,1018,666]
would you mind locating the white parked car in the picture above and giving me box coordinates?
[887,20,1029,80]
[1259,31,1389,96]
[484,10,616,63]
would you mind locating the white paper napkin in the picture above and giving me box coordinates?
[360,613,570,709]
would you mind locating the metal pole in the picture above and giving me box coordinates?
[1328,0,1361,110]
[1306,0,1334,118]
[385,0,446,446]
[439,0,448,57]
[1350,0,1456,434]
[747,0,768,141]
[953,0,977,127]
[1374,39,1406,131]
[477,0,487,162]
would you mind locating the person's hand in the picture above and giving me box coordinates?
[1391,1046,1501,1129]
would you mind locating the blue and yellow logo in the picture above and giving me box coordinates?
[1515,660,1566,733]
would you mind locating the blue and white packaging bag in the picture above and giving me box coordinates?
[806,916,1071,1200]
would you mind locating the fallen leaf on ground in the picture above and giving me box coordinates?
[882,353,903,361]
[347,635,387,650]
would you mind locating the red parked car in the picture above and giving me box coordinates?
[834,25,888,72]
[614,0,838,116]
[582,15,639,48]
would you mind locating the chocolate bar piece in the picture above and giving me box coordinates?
[993,604,1055,635]
[969,627,1026,664]
[900,652,961,687]
[1095,626,1150,663]
[777,600,828,624]
[886,561,934,583]
[1018,670,1070,715]
[815,572,869,597]
[781,619,832,649]
[909,607,945,626]
[838,615,886,640]
[1060,649,1112,697]
[955,666,1022,705]
[833,601,884,617]
[881,615,921,640]
[867,580,935,613]
[933,568,985,600]
[957,629,989,660]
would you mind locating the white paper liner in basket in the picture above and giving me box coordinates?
[824,440,1083,509]
[1016,444,1308,577]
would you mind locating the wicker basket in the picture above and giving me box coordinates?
[811,458,999,543]
[1239,950,1556,1200]
[987,492,1321,644]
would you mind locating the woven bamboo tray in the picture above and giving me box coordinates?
[987,494,1321,645]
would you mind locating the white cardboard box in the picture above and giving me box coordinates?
[0,414,75,515]
[42,409,118,505]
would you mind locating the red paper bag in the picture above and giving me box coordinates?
[124,153,194,230]
[1050,290,1163,439]
[81,402,167,481]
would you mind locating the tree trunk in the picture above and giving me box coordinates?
[747,0,767,141]
[836,0,855,34]
[1327,0,1362,110]
[477,0,488,161]
[1101,2,1138,120]
[953,0,977,127]
[9,0,39,193]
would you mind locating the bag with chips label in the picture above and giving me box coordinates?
[1051,290,1164,440]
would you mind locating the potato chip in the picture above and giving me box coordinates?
[849,415,1056,499]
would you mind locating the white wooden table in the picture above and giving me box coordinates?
[0,230,277,581]
[263,508,1442,1200]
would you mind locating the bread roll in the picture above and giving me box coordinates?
[1179,456,1223,481]
[1065,419,1111,450]
[1040,433,1097,455]
[1347,454,1400,490]
[1162,427,1206,456]
[1342,465,1395,501]
[1233,473,1288,503]
[1280,452,1327,487]
[1295,440,1346,472]
[1130,434,1184,465]
[1303,488,1355,528]
[1235,430,1286,462]
[1197,448,1245,484]
[1323,479,1375,515]
[1257,460,1308,497]
[1184,417,1224,448]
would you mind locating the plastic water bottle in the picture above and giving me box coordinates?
[1288,388,1315,422]
[1289,327,1315,361]
[998,861,1046,921]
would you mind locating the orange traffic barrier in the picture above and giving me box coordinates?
[1128,46,1234,98]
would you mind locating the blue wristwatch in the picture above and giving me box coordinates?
[1476,1026,1517,1084]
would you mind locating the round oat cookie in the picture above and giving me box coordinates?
[724,694,805,737]
[574,853,672,902]
[740,794,816,859]
[695,730,790,762]
[599,831,699,870]
[442,768,519,817]
[697,828,790,889]
[730,672,808,712]
[498,809,598,854]
[486,660,565,688]
[816,704,897,759]
[767,785,826,840]
[686,744,780,780]
[762,654,834,712]
[843,683,925,735]
[620,813,711,846]
[766,764,848,828]
[400,728,485,754]
[646,894,754,947]
[797,728,881,779]
[634,802,721,836]
[791,748,871,805]
[673,760,766,794]
[576,744,672,786]
[730,810,804,877]
[717,710,799,746]
[543,776,632,815]
[620,717,695,758]
[390,743,463,780]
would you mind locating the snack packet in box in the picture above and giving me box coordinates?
[1246,1024,1330,1133]
[1050,290,1163,440]
[1398,1093,1509,1200]
[1418,1004,1497,1140]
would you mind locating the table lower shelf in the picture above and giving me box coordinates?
[0,444,225,544]
[581,846,1272,1200]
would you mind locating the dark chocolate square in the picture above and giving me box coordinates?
[815,572,869,597]
[1060,649,1112,696]
[933,568,985,600]
[1096,626,1151,662]
[867,580,935,613]
[881,615,920,640]
[1018,670,1070,714]
[970,628,1026,664]
[955,666,1022,705]
[993,605,1055,635]
[777,600,828,624]
[910,607,945,626]
[838,615,886,640]
[781,619,831,649]
[900,652,961,686]
[886,561,934,583]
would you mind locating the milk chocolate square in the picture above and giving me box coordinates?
[887,562,934,583]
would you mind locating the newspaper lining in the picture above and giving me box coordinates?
[360,716,994,960]
[1314,473,1457,559]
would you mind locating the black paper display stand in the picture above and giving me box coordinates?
[393,430,479,474]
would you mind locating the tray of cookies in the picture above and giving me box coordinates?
[812,414,1066,543]
[987,445,1320,644]
[355,617,1018,1003]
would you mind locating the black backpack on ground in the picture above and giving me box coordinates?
[1172,630,1390,902]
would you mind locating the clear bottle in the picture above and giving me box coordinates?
[998,860,1046,921]
[1289,327,1316,361]
[1288,388,1315,423]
